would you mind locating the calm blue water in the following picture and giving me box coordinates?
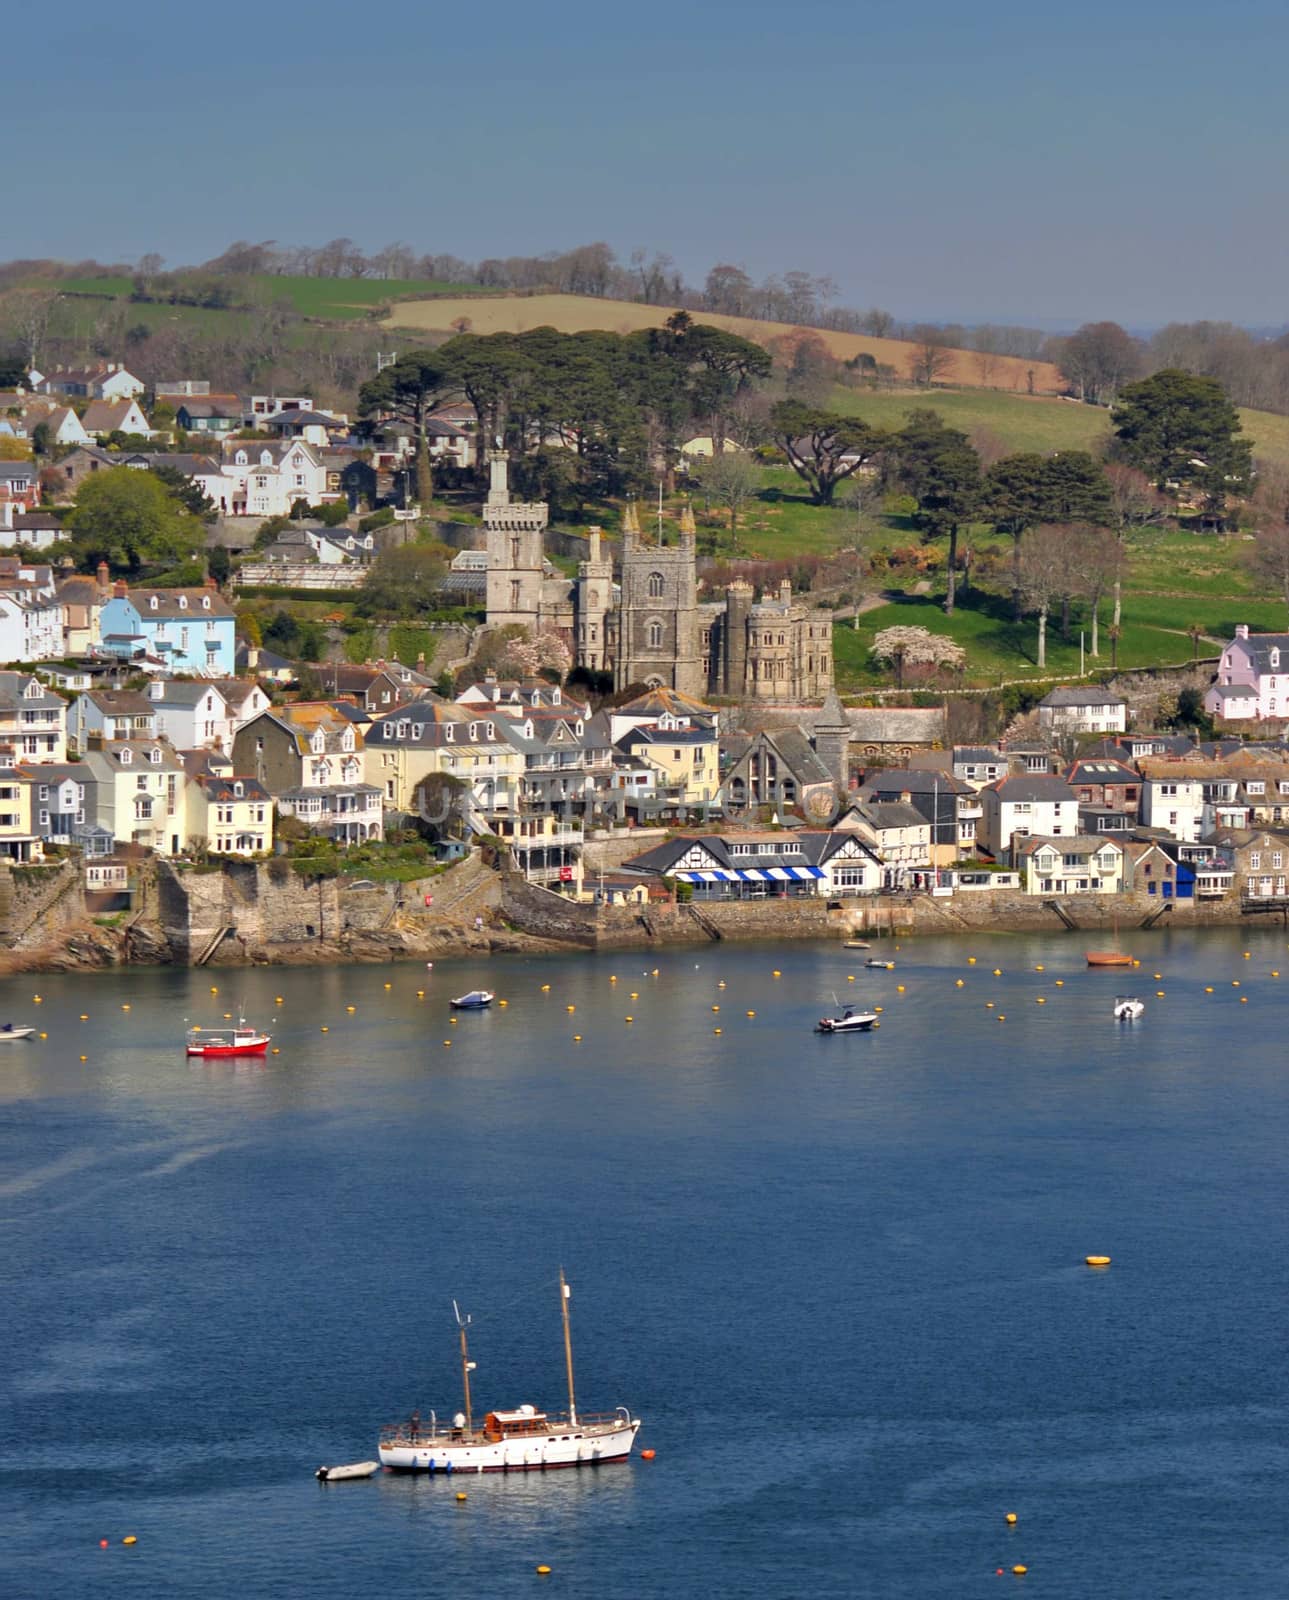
[3,928,1289,1599]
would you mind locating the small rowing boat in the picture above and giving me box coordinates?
[316,1460,379,1482]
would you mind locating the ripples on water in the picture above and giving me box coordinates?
[2,928,1288,1598]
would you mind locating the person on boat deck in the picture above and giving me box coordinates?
[409,1410,420,1442]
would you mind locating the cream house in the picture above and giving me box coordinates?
[80,739,187,855]
[365,699,523,824]
[1014,834,1126,895]
[187,775,273,856]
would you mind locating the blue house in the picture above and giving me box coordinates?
[98,584,237,676]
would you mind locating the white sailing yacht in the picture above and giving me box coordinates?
[377,1270,641,1473]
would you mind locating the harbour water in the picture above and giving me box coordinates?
[3,927,1289,1599]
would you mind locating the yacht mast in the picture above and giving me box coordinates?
[559,1267,577,1425]
[453,1300,474,1432]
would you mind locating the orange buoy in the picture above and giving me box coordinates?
[641,1448,656,1460]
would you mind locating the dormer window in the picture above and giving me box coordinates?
[311,732,325,754]
[233,781,243,798]
[120,748,132,765]
[202,595,210,610]
[342,730,354,751]
[411,724,423,739]
[469,722,478,740]
[1272,649,1281,669]
[178,595,188,609]
[260,451,272,466]
[235,451,248,465]
[576,721,584,736]
[149,747,162,765]
[24,680,40,698]
[397,722,409,739]
[149,596,158,610]
[486,722,495,740]
[552,688,561,704]
[445,724,455,742]
[383,723,393,740]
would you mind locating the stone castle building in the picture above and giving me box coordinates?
[483,449,833,701]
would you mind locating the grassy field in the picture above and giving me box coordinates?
[385,292,1065,392]
[51,273,477,321]
[829,386,1112,455]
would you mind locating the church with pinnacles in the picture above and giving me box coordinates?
[482,448,835,701]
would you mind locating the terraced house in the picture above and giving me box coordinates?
[98,581,237,676]
[232,703,382,843]
[364,699,522,826]
[0,672,67,761]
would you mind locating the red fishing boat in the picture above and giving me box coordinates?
[186,1017,271,1058]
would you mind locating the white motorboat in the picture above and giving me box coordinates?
[315,1460,379,1482]
[816,1005,879,1034]
[843,939,871,950]
[378,1271,641,1474]
[865,958,895,970]
[449,989,494,1010]
[1113,996,1145,1021]
[0,1023,34,1042]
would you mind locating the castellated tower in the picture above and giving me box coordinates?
[614,500,702,696]
[721,578,754,696]
[575,525,614,674]
[484,448,549,630]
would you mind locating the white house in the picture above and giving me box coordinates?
[1205,626,1289,722]
[1137,762,1206,842]
[216,440,330,516]
[39,364,145,402]
[1036,686,1128,736]
[68,689,157,751]
[0,562,62,663]
[39,406,92,448]
[0,671,68,760]
[146,680,236,751]
[977,774,1080,859]
[81,398,152,439]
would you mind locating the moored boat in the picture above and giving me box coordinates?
[843,939,871,950]
[378,1271,641,1474]
[449,989,494,1010]
[865,958,895,970]
[816,1006,879,1034]
[1113,996,1145,1020]
[0,1023,34,1042]
[1087,950,1133,968]
[186,1018,271,1057]
[315,1460,379,1482]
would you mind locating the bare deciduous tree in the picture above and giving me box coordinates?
[910,325,953,387]
[701,450,760,531]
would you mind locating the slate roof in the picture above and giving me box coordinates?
[149,681,227,708]
[624,829,880,876]
[844,707,946,742]
[1232,631,1289,670]
[860,768,973,798]
[1039,686,1127,708]
[843,800,929,831]
[193,775,271,803]
[985,775,1079,802]
[127,586,235,618]
[1064,758,1141,784]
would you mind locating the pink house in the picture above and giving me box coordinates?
[1205,625,1289,721]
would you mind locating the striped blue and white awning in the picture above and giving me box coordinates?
[673,867,826,883]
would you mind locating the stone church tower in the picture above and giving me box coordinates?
[484,448,548,629]
[574,526,614,675]
[614,501,703,696]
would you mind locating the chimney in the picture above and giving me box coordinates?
[114,578,128,598]
[204,574,217,590]
[1236,624,1249,640]
[416,652,426,671]
[247,645,259,670]
[779,578,792,605]
[96,560,110,594]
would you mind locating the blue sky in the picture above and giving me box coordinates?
[19,0,1289,328]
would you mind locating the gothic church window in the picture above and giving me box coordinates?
[647,571,665,599]
[647,620,663,649]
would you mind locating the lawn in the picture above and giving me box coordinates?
[47,273,479,323]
